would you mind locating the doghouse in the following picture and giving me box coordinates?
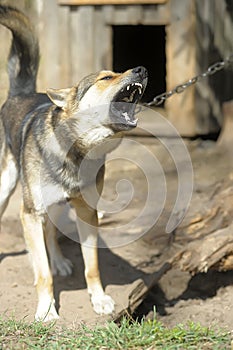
[0,0,232,136]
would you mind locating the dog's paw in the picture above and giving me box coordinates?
[35,300,59,322]
[91,294,115,315]
[50,255,73,276]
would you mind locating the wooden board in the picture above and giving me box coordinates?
[58,0,167,5]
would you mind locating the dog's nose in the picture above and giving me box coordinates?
[132,66,148,78]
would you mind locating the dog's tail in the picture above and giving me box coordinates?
[0,5,39,96]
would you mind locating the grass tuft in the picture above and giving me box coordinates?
[0,314,231,349]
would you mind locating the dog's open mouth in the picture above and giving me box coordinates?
[110,82,144,129]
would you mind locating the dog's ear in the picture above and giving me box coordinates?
[46,88,72,110]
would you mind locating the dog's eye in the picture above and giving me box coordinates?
[100,75,113,81]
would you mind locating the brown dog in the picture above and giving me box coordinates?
[0,5,148,321]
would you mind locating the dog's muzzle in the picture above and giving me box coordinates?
[110,66,148,131]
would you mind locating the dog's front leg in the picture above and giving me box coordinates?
[20,205,59,321]
[44,211,73,277]
[71,195,115,315]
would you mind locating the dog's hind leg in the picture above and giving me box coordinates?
[20,205,59,321]
[0,147,18,227]
[71,194,115,315]
[44,209,73,276]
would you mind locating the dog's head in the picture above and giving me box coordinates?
[47,66,148,132]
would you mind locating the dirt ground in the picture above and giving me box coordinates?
[1,110,233,332]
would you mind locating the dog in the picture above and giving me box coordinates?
[0,5,148,321]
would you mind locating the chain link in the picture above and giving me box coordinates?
[140,53,233,109]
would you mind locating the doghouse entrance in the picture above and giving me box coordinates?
[112,25,166,103]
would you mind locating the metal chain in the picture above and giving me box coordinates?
[140,53,233,109]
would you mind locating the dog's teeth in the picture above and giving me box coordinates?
[127,118,138,126]
[129,89,137,102]
[126,85,130,91]
[122,112,130,121]
[131,118,138,125]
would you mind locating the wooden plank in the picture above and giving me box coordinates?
[93,7,112,71]
[224,7,233,54]
[103,3,169,25]
[36,0,61,90]
[0,26,10,105]
[70,6,95,84]
[194,0,211,134]
[142,4,169,25]
[103,5,114,22]
[59,0,167,5]
[57,5,71,87]
[218,101,233,148]
[165,0,196,136]
[126,5,143,24]
[111,5,129,23]
[195,0,227,134]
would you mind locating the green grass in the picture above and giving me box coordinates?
[0,315,231,350]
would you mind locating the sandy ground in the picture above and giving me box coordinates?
[1,110,233,331]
